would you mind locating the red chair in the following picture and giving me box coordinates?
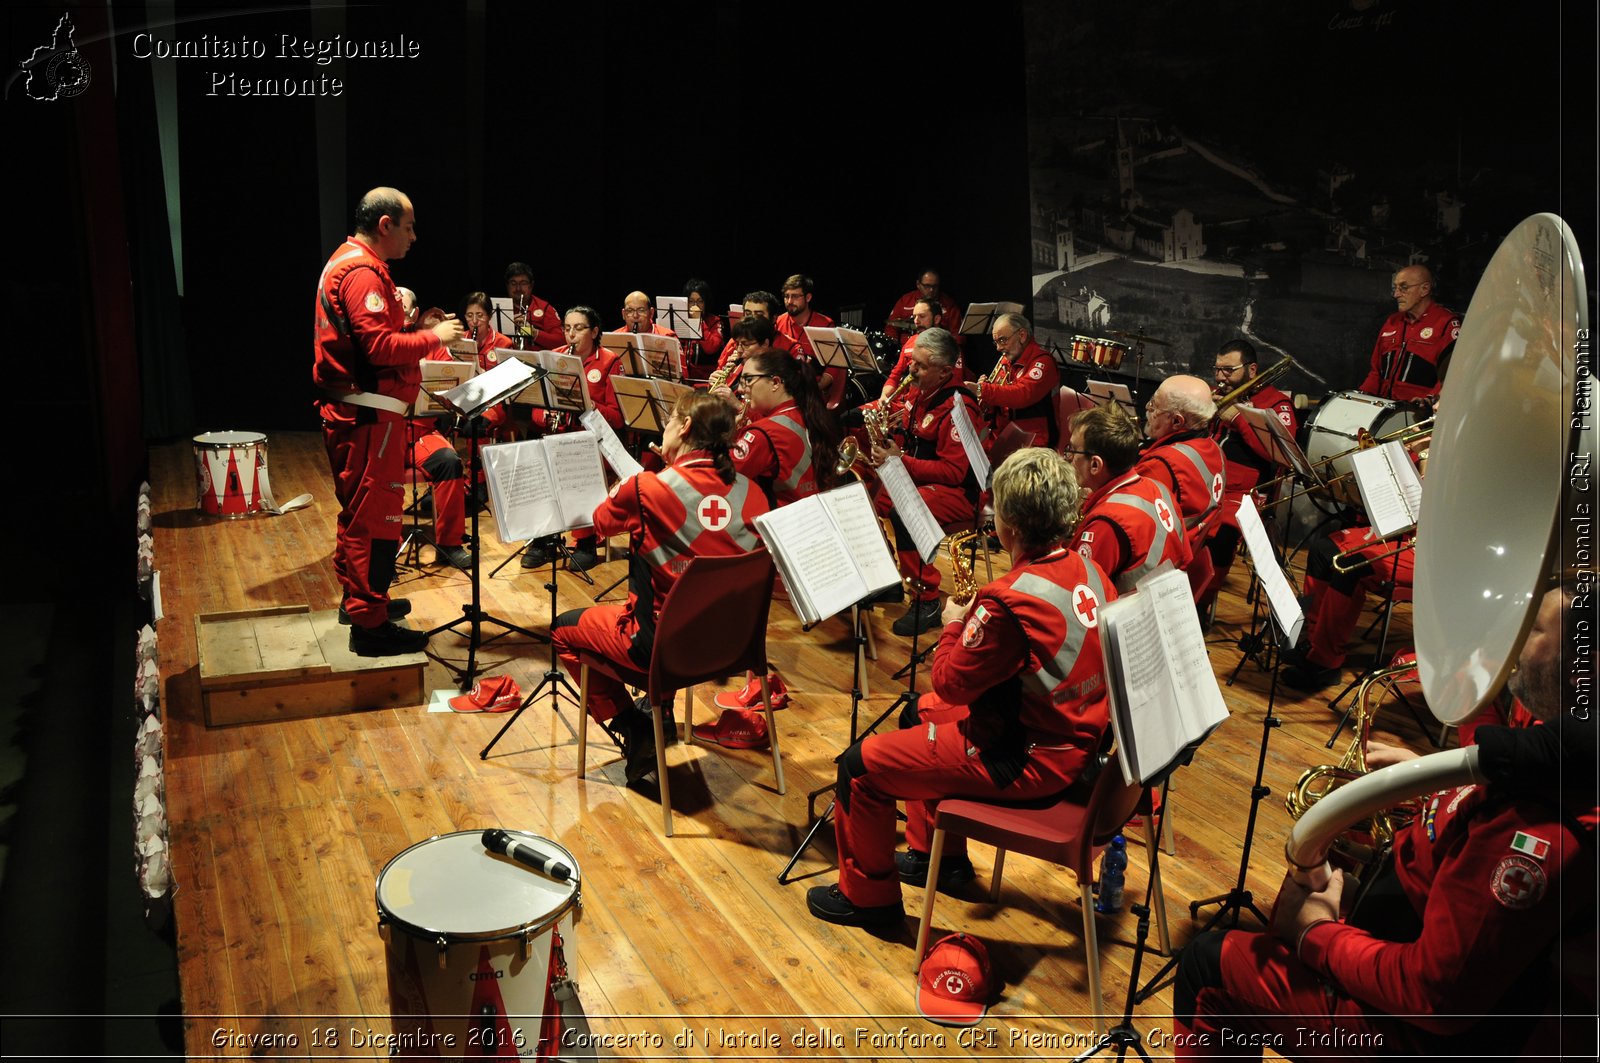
[573,549,785,836]
[911,760,1169,1036]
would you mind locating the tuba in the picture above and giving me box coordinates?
[1285,213,1591,889]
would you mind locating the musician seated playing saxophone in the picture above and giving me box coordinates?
[807,448,1116,927]
[1174,581,1595,1059]
[962,312,1060,450]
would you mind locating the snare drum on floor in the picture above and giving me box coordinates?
[376,830,582,1060]
[192,431,268,517]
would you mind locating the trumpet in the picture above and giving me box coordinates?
[978,358,1013,394]
[864,375,914,453]
[1330,531,1416,574]
[1284,661,1423,882]
[1260,416,1434,501]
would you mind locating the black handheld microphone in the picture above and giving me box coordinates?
[481,828,573,881]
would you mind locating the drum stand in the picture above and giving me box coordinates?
[1136,610,1283,1003]
[429,417,545,691]
[778,580,928,884]
[479,548,585,760]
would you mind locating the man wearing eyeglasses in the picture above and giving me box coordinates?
[1359,265,1460,403]
[966,312,1060,449]
[1133,375,1227,554]
[1066,404,1191,592]
[1202,340,1297,609]
[883,269,964,346]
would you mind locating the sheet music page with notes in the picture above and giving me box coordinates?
[1234,495,1305,648]
[821,482,901,595]
[1349,443,1419,539]
[875,456,945,563]
[445,357,536,417]
[481,440,560,543]
[580,409,643,480]
[950,394,991,487]
[542,431,606,529]
[754,501,858,623]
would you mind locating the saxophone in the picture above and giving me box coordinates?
[945,531,981,605]
[864,375,915,451]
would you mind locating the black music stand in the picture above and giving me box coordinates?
[480,542,586,760]
[425,368,549,690]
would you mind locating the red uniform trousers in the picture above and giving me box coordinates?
[1301,527,1413,670]
[551,605,644,724]
[323,418,406,628]
[873,482,974,600]
[407,429,466,548]
[835,694,1089,908]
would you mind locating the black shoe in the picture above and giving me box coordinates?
[1197,593,1217,633]
[437,544,472,570]
[895,849,976,891]
[337,599,412,626]
[892,598,942,637]
[862,581,906,607]
[521,541,552,569]
[1282,663,1341,694]
[633,695,677,746]
[349,620,428,657]
[806,884,905,927]
[621,709,658,783]
[569,546,600,572]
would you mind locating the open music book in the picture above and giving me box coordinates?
[1348,440,1422,540]
[413,359,476,416]
[1100,565,1230,786]
[509,350,590,414]
[480,432,609,544]
[805,326,881,375]
[874,456,945,563]
[600,330,684,381]
[427,358,539,419]
[1234,495,1304,648]
[655,296,703,341]
[752,482,903,625]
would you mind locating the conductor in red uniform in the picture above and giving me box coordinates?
[551,393,771,782]
[312,187,465,656]
[1359,264,1460,404]
[808,448,1114,926]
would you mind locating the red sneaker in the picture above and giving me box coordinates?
[712,672,789,711]
[691,708,770,750]
[448,675,523,714]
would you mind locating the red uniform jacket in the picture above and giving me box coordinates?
[900,385,977,500]
[731,400,817,506]
[1135,429,1226,548]
[531,343,625,433]
[884,289,963,344]
[1213,383,1297,527]
[883,336,965,392]
[514,294,566,351]
[1071,472,1192,593]
[312,238,440,426]
[775,309,835,360]
[1360,301,1461,402]
[979,337,1060,449]
[1298,783,1593,1034]
[474,326,516,370]
[930,544,1113,758]
[596,452,770,647]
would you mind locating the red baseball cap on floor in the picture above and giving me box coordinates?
[449,675,522,713]
[917,932,991,1026]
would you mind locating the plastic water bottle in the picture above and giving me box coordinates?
[1093,834,1127,914]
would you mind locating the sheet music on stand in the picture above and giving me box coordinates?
[600,330,684,382]
[510,351,590,414]
[806,326,880,380]
[414,359,477,417]
[753,481,903,624]
[480,432,609,544]
[427,358,541,419]
[1234,495,1304,648]
[1099,565,1231,786]
[1058,385,1098,421]
[1231,405,1313,480]
[949,394,991,488]
[874,456,944,563]
[490,296,516,337]
[1348,440,1422,540]
[1087,379,1138,420]
[959,301,1024,336]
[611,375,695,435]
[656,296,703,341]
[579,409,643,480]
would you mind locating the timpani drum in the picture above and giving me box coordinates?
[376,830,582,1059]
[1068,335,1097,363]
[192,430,268,517]
[1303,391,1424,506]
[1091,338,1128,370]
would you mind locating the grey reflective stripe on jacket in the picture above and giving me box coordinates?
[1008,560,1110,702]
[1167,442,1221,528]
[766,410,813,495]
[1103,479,1181,592]
[639,467,761,571]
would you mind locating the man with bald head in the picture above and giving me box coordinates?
[620,290,679,374]
[1359,264,1460,403]
[314,187,465,655]
[1132,374,1227,554]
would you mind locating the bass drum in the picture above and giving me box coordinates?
[1302,391,1423,506]
[862,328,900,374]
[838,370,885,415]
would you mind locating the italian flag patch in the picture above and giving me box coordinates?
[1510,831,1550,861]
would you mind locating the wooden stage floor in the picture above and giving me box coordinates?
[151,431,1425,1059]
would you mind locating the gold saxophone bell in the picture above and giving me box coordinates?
[946,531,981,606]
[1284,661,1422,880]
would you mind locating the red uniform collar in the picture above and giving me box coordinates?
[1083,470,1141,510]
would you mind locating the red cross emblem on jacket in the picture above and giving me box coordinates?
[1073,585,1100,627]
[698,495,731,531]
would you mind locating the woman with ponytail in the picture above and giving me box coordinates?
[551,392,771,784]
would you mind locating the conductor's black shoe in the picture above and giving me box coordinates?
[862,581,906,607]
[521,541,552,569]
[438,544,472,570]
[337,598,412,625]
[569,546,600,572]
[1282,663,1341,694]
[621,709,658,783]
[806,884,905,927]
[895,849,976,891]
[349,620,428,657]
[891,598,943,637]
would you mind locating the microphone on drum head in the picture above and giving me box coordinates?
[481,828,573,881]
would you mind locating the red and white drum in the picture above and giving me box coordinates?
[1091,338,1128,370]
[1069,335,1097,363]
[192,431,267,518]
[376,830,581,1059]
[1304,390,1423,506]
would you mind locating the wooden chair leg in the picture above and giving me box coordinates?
[577,664,590,775]
[989,849,1007,903]
[758,674,786,794]
[652,697,673,837]
[1081,880,1106,1037]
[914,827,948,970]
[684,685,698,746]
